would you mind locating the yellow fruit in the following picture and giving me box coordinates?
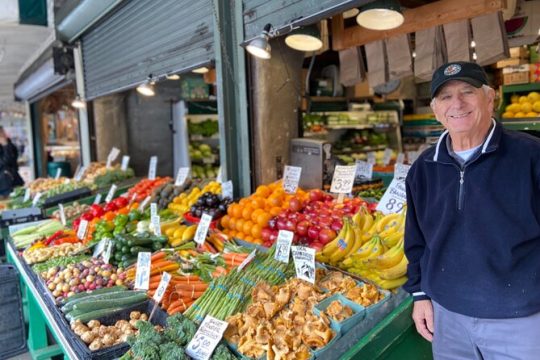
[533,101,540,113]
[501,112,514,118]
[520,102,533,113]
[526,112,538,117]
[519,96,528,104]
[528,91,540,103]
[514,112,526,118]
[510,94,519,104]
[507,103,521,113]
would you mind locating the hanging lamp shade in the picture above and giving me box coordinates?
[285,25,323,52]
[71,96,86,109]
[246,36,271,59]
[136,81,155,96]
[356,0,404,31]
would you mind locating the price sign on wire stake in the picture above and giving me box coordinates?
[394,163,411,181]
[58,204,66,226]
[216,167,223,183]
[121,156,130,171]
[150,203,158,218]
[383,148,393,166]
[148,156,158,180]
[237,249,257,272]
[23,188,30,202]
[275,230,294,263]
[355,160,373,181]
[32,192,42,207]
[186,315,229,360]
[194,213,212,245]
[139,196,151,212]
[93,193,102,205]
[105,184,117,203]
[291,246,316,284]
[134,252,151,290]
[103,239,114,264]
[93,238,107,258]
[74,166,86,181]
[153,272,172,303]
[407,151,419,164]
[367,152,376,165]
[106,147,120,168]
[376,178,407,215]
[77,220,89,240]
[55,168,62,179]
[221,180,233,199]
[175,167,190,186]
[282,165,302,194]
[330,165,357,194]
[396,152,405,164]
[151,215,161,236]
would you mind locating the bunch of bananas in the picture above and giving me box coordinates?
[168,181,221,215]
[317,208,408,290]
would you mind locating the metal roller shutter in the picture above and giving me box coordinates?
[81,0,214,100]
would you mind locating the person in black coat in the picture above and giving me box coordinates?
[0,126,24,197]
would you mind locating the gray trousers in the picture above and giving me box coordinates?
[432,301,540,360]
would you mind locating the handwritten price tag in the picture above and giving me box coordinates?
[396,152,405,164]
[367,152,376,165]
[291,246,316,284]
[103,239,114,264]
[330,165,356,194]
[376,178,407,215]
[394,163,411,181]
[194,213,212,245]
[186,316,229,360]
[151,215,161,236]
[175,167,190,186]
[58,204,66,226]
[134,252,151,290]
[383,148,393,166]
[150,203,158,218]
[355,160,373,181]
[148,156,158,180]
[153,272,172,303]
[282,165,302,194]
[221,180,233,199]
[275,230,294,263]
[139,196,151,211]
[93,193,102,205]
[407,151,419,164]
[105,184,117,203]
[77,220,89,240]
[93,238,107,258]
[32,192,42,207]
[74,165,86,181]
[237,249,257,272]
[121,156,130,171]
[106,147,120,168]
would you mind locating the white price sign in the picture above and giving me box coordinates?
[194,213,212,245]
[74,165,86,181]
[407,151,419,164]
[23,188,30,202]
[237,249,257,272]
[77,220,89,240]
[153,272,172,303]
[55,168,62,179]
[396,152,405,164]
[186,316,229,360]
[291,246,316,284]
[221,180,233,199]
[148,156,158,180]
[367,152,376,165]
[275,230,294,263]
[103,239,114,264]
[151,215,161,236]
[330,165,357,194]
[139,196,151,211]
[92,238,108,258]
[383,148,393,166]
[93,193,102,205]
[32,192,42,207]
[355,160,373,181]
[216,167,223,183]
[376,178,407,215]
[150,203,158,218]
[134,252,152,290]
[121,156,130,171]
[394,163,411,181]
[175,167,190,186]
[105,184,117,203]
[58,204,66,226]
[106,147,121,168]
[282,165,302,194]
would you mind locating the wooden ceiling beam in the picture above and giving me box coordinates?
[332,0,506,50]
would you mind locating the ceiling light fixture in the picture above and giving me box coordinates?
[246,24,272,59]
[71,95,86,109]
[192,67,210,74]
[342,8,360,19]
[285,25,323,52]
[470,40,476,48]
[166,74,180,80]
[356,0,404,31]
[137,76,155,96]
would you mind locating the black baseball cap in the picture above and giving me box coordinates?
[431,61,488,98]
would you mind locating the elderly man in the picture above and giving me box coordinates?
[404,61,540,359]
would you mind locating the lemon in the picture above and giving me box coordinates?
[519,96,529,104]
[526,112,538,117]
[502,112,514,118]
[514,112,526,118]
[527,92,540,102]
[533,100,540,113]
[520,102,533,113]
[508,103,521,113]
[511,94,520,104]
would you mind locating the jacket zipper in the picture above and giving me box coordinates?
[458,170,465,210]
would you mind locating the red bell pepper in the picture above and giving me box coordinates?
[44,230,66,246]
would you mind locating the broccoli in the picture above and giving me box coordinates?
[211,344,238,360]
[127,321,162,360]
[164,313,197,345]
[159,341,187,360]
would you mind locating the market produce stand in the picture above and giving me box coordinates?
[6,241,79,360]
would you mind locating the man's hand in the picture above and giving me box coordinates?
[412,299,434,342]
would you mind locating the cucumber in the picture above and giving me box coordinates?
[62,289,144,313]
[130,246,151,255]
[60,285,126,305]
[130,237,154,246]
[72,292,148,313]
[70,307,126,323]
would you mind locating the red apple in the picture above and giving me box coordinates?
[307,225,320,240]
[276,218,288,230]
[296,220,309,236]
[310,242,324,251]
[309,189,324,202]
[330,220,343,232]
[261,228,272,242]
[319,229,337,244]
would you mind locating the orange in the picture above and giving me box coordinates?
[256,212,272,227]
[231,204,243,219]
[220,215,230,229]
[235,219,245,233]
[236,232,245,240]
[239,198,249,206]
[270,207,282,216]
[245,235,255,243]
[252,237,264,245]
[251,197,265,209]
[251,224,262,238]
[227,204,235,217]
[228,217,236,231]
[242,206,253,221]
[251,208,264,223]
[255,185,271,198]
[268,195,282,207]
[242,220,254,235]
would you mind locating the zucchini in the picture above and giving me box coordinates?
[60,285,126,305]
[72,292,148,313]
[70,307,126,323]
[62,289,144,313]
[130,237,154,246]
[130,246,151,255]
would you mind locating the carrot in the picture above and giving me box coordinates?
[150,259,175,269]
[151,251,167,262]
[222,253,248,260]
[173,283,209,292]
[150,263,180,276]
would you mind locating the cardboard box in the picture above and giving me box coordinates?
[503,64,530,85]
[346,80,374,98]
[495,58,529,68]
[509,46,529,59]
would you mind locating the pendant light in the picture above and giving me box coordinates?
[285,25,323,52]
[356,0,404,31]
[71,95,86,109]
[137,76,155,96]
[166,74,180,80]
[246,24,272,59]
[192,67,209,74]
